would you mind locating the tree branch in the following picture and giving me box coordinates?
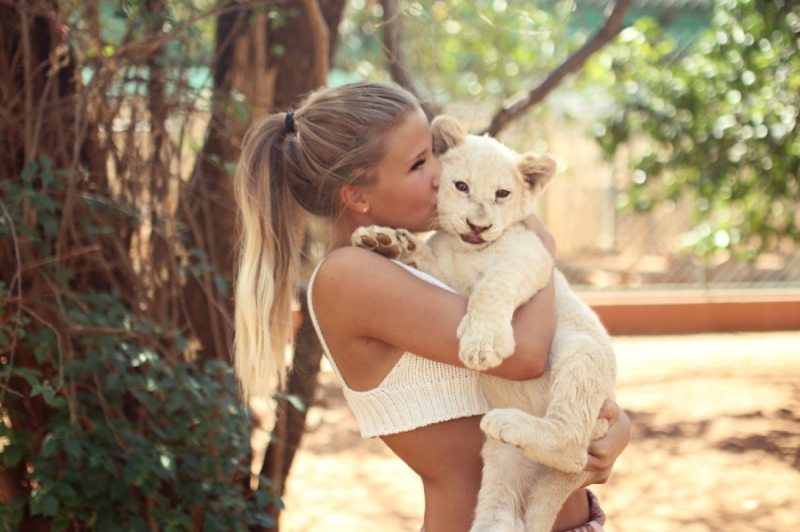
[380,0,438,119]
[483,0,635,137]
[301,0,330,88]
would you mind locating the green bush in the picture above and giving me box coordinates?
[0,157,278,531]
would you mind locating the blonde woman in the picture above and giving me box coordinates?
[233,82,630,532]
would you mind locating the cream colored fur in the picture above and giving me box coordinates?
[352,115,617,532]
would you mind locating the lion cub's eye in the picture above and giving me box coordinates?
[495,190,511,199]
[455,181,469,193]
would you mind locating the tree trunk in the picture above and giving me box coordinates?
[179,0,345,364]
[177,2,346,529]
[259,285,324,532]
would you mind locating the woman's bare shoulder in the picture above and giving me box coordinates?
[312,246,463,351]
[313,246,410,301]
[316,245,394,281]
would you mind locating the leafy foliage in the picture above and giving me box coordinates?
[334,0,585,104]
[0,157,277,531]
[591,0,800,255]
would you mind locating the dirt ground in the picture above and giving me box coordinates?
[278,332,800,532]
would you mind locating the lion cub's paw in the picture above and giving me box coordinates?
[456,314,515,370]
[351,226,420,264]
[480,408,531,447]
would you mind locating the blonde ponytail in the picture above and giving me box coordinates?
[233,82,419,402]
[234,115,304,402]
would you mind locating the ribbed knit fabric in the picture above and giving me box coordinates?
[307,260,490,439]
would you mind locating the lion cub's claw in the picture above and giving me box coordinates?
[457,315,515,371]
[351,226,419,263]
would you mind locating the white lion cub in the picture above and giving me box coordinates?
[352,115,617,532]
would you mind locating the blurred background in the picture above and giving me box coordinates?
[1,0,798,530]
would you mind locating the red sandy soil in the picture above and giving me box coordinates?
[279,332,800,532]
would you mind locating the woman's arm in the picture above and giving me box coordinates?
[522,213,556,258]
[313,246,555,381]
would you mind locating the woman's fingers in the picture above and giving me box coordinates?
[585,438,612,471]
[597,399,620,424]
[584,401,632,485]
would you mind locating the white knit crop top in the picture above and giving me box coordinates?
[307,260,490,439]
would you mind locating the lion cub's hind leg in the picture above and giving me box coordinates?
[469,439,532,532]
[481,335,612,473]
[351,226,436,272]
[523,468,588,532]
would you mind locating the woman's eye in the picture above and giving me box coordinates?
[411,158,426,171]
[455,181,469,193]
[496,189,510,199]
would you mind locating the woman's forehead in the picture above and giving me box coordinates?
[383,109,431,162]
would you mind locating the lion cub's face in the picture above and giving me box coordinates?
[431,115,557,249]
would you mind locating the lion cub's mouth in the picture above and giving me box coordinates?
[460,234,486,245]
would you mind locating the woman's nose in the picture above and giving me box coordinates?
[432,159,442,189]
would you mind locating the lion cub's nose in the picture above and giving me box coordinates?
[467,220,493,234]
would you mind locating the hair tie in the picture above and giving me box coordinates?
[285,110,296,134]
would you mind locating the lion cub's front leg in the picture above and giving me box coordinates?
[457,229,553,371]
[351,226,437,273]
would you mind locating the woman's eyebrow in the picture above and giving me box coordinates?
[406,148,427,165]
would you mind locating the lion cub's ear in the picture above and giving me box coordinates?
[431,115,466,156]
[519,153,557,193]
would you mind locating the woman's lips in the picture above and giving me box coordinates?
[460,234,485,244]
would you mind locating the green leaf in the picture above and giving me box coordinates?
[12,367,41,388]
[34,343,51,364]
[57,482,77,500]
[39,213,60,239]
[20,159,39,179]
[233,101,249,125]
[172,511,193,529]
[270,44,286,57]
[124,458,153,485]
[41,435,61,458]
[63,438,82,463]
[52,516,69,532]
[42,386,55,405]
[275,392,305,412]
[39,494,59,517]
[1,444,25,467]
[49,396,66,409]
[167,389,186,414]
[110,478,127,501]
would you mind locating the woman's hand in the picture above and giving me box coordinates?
[521,214,556,259]
[583,401,631,486]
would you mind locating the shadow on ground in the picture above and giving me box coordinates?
[281,332,800,532]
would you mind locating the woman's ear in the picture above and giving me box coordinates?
[339,184,370,214]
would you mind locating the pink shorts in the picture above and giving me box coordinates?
[419,489,606,532]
